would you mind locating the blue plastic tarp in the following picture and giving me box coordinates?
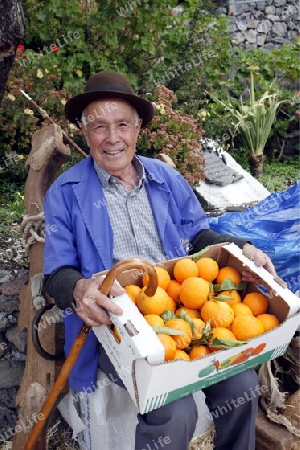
[208,181,300,295]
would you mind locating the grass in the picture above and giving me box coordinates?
[257,155,300,192]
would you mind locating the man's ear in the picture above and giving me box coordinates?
[136,118,143,135]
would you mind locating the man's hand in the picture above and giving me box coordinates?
[242,243,277,282]
[73,275,124,327]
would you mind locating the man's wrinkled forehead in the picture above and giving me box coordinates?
[82,99,137,126]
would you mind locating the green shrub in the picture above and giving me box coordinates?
[138,85,205,187]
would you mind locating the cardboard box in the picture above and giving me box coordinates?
[93,243,300,414]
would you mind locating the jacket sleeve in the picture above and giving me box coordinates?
[43,179,84,310]
[43,181,81,275]
[189,229,249,254]
[43,266,83,310]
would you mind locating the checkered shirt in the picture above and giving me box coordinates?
[93,157,167,265]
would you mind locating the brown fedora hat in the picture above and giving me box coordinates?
[65,70,154,128]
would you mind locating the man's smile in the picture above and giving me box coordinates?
[103,149,124,155]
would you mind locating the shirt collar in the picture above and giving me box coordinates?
[93,155,145,189]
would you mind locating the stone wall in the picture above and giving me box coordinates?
[0,269,28,441]
[216,0,299,50]
[214,0,299,156]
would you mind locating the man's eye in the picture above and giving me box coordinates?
[119,123,129,128]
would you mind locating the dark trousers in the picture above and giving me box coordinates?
[99,348,259,450]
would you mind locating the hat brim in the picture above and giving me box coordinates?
[65,90,154,129]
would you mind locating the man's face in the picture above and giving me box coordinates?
[82,99,142,176]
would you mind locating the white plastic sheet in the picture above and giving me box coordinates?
[58,371,211,449]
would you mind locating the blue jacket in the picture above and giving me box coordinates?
[44,155,209,391]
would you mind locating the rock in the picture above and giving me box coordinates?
[0,271,13,284]
[265,5,276,15]
[273,36,287,44]
[0,404,18,439]
[273,22,288,36]
[286,4,298,15]
[257,34,267,46]
[6,326,27,353]
[245,29,257,44]
[247,19,259,28]
[0,360,25,388]
[0,294,20,313]
[0,334,8,357]
[0,312,9,332]
[265,42,275,51]
[234,3,250,15]
[0,387,18,409]
[287,30,298,40]
[231,32,245,45]
[236,20,248,31]
[257,19,272,33]
[267,14,280,21]
[0,269,28,296]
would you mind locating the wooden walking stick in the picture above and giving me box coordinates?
[19,89,88,159]
[24,258,158,450]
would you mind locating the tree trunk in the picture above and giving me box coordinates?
[0,0,25,104]
[248,154,265,178]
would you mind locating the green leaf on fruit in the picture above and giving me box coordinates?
[153,326,187,336]
[191,246,211,261]
[214,278,246,291]
[213,294,234,302]
[209,338,245,349]
[161,310,176,322]
[176,311,195,331]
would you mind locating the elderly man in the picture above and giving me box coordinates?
[43,70,276,450]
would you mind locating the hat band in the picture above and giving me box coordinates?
[85,83,133,95]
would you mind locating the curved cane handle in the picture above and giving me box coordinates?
[99,258,158,297]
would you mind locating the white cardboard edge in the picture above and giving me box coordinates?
[93,292,165,365]
[223,243,300,317]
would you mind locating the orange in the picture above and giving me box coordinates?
[243,292,268,316]
[175,307,201,319]
[136,286,170,316]
[201,300,234,328]
[209,327,237,351]
[257,314,280,332]
[189,345,211,360]
[231,303,253,317]
[216,266,242,285]
[124,284,141,303]
[231,315,264,341]
[173,258,199,283]
[157,334,177,361]
[173,349,190,361]
[196,257,219,282]
[166,279,182,305]
[143,314,165,327]
[179,277,210,309]
[166,296,177,313]
[164,318,193,350]
[216,289,242,306]
[142,266,171,291]
[191,318,206,339]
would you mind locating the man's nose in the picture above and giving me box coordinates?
[106,125,120,143]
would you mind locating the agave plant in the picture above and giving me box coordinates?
[208,69,289,178]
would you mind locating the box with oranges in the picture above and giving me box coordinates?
[92,243,300,414]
